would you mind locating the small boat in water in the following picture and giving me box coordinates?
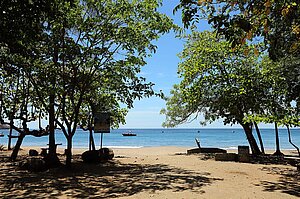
[122,132,137,136]
[0,133,4,137]
[0,124,10,129]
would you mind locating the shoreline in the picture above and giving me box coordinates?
[4,145,299,160]
[2,143,299,151]
[15,145,300,155]
[4,145,299,159]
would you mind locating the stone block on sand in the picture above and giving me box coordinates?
[19,158,47,172]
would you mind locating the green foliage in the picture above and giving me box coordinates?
[244,57,300,127]
[277,56,300,104]
[45,0,175,135]
[162,31,267,127]
[0,0,49,57]
[175,0,300,59]
[1,0,174,130]
[174,0,300,128]
[1,0,175,162]
[0,66,39,131]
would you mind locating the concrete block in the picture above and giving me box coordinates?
[238,154,250,163]
[238,146,250,155]
[215,153,238,161]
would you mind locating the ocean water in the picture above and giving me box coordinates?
[0,128,299,150]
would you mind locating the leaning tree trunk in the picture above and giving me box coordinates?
[286,125,300,157]
[273,122,283,156]
[254,121,265,154]
[10,133,25,161]
[241,122,261,155]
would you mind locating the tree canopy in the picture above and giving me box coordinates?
[0,0,175,165]
[161,31,268,154]
[163,31,261,125]
[174,0,300,128]
[175,0,300,60]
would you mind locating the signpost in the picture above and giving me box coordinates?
[94,112,110,149]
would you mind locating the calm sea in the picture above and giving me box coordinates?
[0,128,299,150]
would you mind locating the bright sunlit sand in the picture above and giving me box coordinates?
[0,146,299,199]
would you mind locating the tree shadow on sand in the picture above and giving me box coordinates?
[257,166,300,197]
[0,156,223,198]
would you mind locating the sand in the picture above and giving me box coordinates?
[0,146,299,199]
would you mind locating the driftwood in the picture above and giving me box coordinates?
[187,148,227,154]
[187,138,227,154]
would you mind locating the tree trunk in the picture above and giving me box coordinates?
[45,19,61,166]
[273,122,283,156]
[254,121,265,154]
[89,128,96,151]
[10,133,25,161]
[65,136,72,167]
[45,93,61,167]
[48,94,56,155]
[286,125,299,157]
[7,120,13,150]
[241,123,261,155]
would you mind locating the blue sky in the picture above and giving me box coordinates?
[120,0,236,129]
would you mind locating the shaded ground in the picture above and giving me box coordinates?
[0,155,222,199]
[195,152,300,198]
[258,166,300,197]
[1,148,300,199]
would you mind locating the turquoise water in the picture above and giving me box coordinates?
[0,128,299,150]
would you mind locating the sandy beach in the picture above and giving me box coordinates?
[0,146,299,198]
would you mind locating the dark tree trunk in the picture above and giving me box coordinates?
[241,122,261,155]
[65,136,72,167]
[45,94,61,167]
[286,125,300,157]
[10,133,25,161]
[273,122,283,156]
[254,121,265,154]
[48,94,56,155]
[45,37,61,168]
[89,128,96,151]
[7,120,13,150]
